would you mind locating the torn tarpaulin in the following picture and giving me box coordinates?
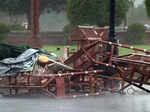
[0,48,57,77]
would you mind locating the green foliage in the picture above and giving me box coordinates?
[0,0,66,15]
[8,24,25,31]
[126,23,146,45]
[0,22,10,34]
[0,0,66,27]
[145,0,150,17]
[0,22,10,43]
[63,24,76,39]
[67,0,130,26]
[0,34,6,43]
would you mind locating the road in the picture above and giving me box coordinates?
[0,94,150,112]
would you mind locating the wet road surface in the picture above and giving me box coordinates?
[0,94,150,112]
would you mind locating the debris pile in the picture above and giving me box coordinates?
[0,26,150,98]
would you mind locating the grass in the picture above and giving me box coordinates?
[43,45,150,56]
[119,45,150,56]
[43,45,77,56]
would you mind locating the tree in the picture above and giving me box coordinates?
[0,22,10,43]
[145,0,150,17]
[126,23,146,45]
[127,4,148,24]
[0,0,66,27]
[67,0,130,27]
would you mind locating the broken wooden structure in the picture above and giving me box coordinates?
[1,26,150,98]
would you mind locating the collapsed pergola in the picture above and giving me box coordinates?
[1,0,150,98]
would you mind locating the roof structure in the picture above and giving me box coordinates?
[69,26,109,41]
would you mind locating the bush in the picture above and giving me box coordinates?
[8,24,25,31]
[63,24,76,40]
[126,23,146,45]
[0,22,10,34]
[0,22,10,43]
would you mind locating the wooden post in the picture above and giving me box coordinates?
[56,77,66,98]
[27,0,42,48]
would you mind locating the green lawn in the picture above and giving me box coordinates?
[43,45,77,56]
[119,45,150,56]
[43,45,150,57]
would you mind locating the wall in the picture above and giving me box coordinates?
[116,31,150,45]
[6,32,66,46]
[5,31,150,46]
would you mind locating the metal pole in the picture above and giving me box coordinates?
[27,0,42,48]
[108,0,117,54]
[109,0,116,43]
